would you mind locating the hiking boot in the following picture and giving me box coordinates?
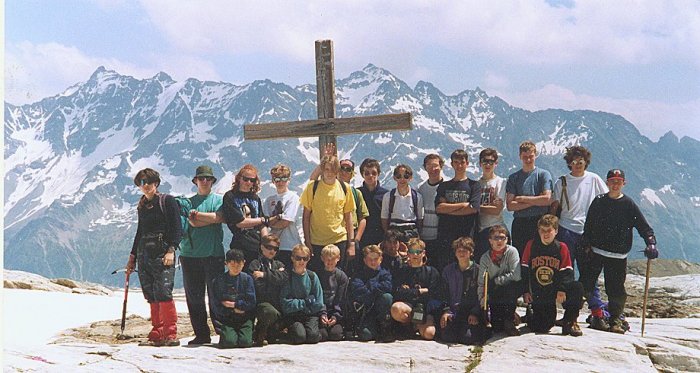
[503,319,520,336]
[253,330,268,347]
[138,340,161,347]
[589,316,609,331]
[609,317,626,334]
[562,321,583,337]
[187,336,211,346]
[161,338,181,347]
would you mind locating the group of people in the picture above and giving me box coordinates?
[126,140,658,348]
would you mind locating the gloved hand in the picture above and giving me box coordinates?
[644,244,659,259]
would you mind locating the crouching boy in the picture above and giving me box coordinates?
[211,249,257,348]
[247,234,288,346]
[440,237,489,345]
[318,245,349,341]
[390,238,442,340]
[521,215,584,336]
[279,244,325,344]
[350,245,394,342]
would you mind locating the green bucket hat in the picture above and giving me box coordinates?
[192,165,217,184]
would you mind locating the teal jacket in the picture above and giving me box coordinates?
[280,270,325,315]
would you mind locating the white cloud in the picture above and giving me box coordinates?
[492,84,700,141]
[4,42,221,105]
[138,0,700,68]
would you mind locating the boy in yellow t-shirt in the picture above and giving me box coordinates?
[300,155,356,273]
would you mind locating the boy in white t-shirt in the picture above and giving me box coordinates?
[549,146,607,326]
[474,148,507,263]
[381,164,424,243]
[264,164,303,268]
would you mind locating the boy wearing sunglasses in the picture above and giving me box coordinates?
[247,234,288,346]
[549,146,607,328]
[381,164,424,243]
[279,244,325,344]
[179,165,225,345]
[264,164,302,268]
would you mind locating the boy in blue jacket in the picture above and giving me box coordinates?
[280,244,325,344]
[350,244,395,342]
[211,249,257,348]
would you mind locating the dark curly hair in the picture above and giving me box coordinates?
[564,146,592,170]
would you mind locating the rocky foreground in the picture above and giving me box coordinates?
[4,261,700,372]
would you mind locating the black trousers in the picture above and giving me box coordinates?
[579,251,627,317]
[529,281,584,333]
[180,255,224,339]
[488,281,521,329]
[511,216,542,258]
[136,235,175,303]
[282,314,321,344]
[309,241,347,274]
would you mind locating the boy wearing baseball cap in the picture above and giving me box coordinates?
[579,169,658,334]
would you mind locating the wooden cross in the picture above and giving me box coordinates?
[243,39,413,159]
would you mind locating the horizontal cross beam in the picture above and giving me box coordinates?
[244,112,413,141]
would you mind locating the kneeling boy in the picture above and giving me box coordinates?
[211,249,257,348]
[350,244,394,342]
[521,214,583,336]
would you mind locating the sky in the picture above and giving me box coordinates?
[4,0,700,141]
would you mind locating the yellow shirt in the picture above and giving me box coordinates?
[351,186,370,229]
[300,180,356,245]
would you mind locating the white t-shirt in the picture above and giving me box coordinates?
[478,175,506,232]
[380,188,424,228]
[263,191,303,251]
[418,179,442,240]
[552,171,608,234]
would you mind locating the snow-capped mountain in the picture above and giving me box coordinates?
[5,64,700,286]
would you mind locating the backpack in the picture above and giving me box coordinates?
[159,193,192,249]
[312,179,363,224]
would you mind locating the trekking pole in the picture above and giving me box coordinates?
[641,258,652,337]
[111,268,132,339]
[483,271,491,327]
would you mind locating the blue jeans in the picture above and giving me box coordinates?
[556,227,604,311]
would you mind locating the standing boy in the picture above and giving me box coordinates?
[579,169,658,333]
[264,164,303,269]
[435,150,481,271]
[211,249,257,348]
[180,165,225,345]
[521,215,584,337]
[475,148,507,263]
[300,155,356,274]
[358,158,389,249]
[418,154,444,267]
[381,164,424,242]
[506,141,553,257]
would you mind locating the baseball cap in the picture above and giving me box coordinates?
[606,169,625,181]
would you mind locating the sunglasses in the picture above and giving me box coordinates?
[480,159,496,165]
[136,178,157,187]
[569,159,586,166]
[196,176,215,182]
[363,171,378,177]
[340,165,354,172]
[262,244,280,251]
[272,177,290,182]
[490,235,508,241]
[241,176,257,183]
[407,249,424,255]
[394,173,412,180]
[292,255,310,262]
